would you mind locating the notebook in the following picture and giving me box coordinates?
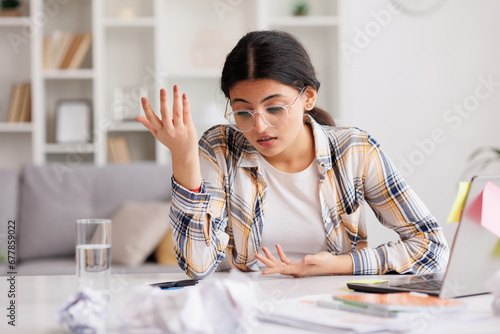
[347,175,500,298]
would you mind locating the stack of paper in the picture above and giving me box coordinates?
[260,293,475,333]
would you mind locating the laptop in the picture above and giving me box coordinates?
[347,175,500,298]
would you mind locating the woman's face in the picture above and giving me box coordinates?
[228,79,315,162]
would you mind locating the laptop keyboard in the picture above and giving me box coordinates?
[392,279,443,291]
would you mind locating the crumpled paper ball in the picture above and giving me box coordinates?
[115,284,165,332]
[485,270,500,316]
[56,289,109,333]
[117,271,264,333]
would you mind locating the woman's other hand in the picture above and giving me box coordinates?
[255,244,353,277]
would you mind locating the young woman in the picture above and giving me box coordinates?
[136,30,449,279]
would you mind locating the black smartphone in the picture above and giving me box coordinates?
[150,278,199,289]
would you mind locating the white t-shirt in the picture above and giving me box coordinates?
[257,154,328,269]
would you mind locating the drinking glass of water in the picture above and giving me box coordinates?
[75,219,111,296]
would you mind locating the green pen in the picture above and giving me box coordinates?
[317,299,398,318]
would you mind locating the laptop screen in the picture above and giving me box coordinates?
[440,174,500,298]
[347,175,500,298]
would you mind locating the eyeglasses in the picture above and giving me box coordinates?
[224,87,305,132]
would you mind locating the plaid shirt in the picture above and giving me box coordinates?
[170,116,449,279]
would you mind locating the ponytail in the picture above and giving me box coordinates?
[306,107,335,127]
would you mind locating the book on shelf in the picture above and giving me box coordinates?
[7,84,22,122]
[18,83,31,122]
[107,136,132,164]
[66,33,92,70]
[43,30,92,70]
[52,31,73,69]
[6,83,31,123]
[59,34,83,69]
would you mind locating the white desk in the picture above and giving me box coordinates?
[1,272,499,333]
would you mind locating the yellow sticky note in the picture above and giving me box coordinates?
[345,279,388,284]
[492,239,500,258]
[447,181,471,223]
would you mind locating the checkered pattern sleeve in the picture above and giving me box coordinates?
[169,127,232,279]
[350,134,449,275]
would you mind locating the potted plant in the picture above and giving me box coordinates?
[1,0,22,17]
[292,1,309,16]
[0,245,6,264]
[460,146,500,180]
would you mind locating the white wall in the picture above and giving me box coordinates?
[343,0,500,246]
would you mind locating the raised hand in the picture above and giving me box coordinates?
[136,85,197,158]
[136,86,202,190]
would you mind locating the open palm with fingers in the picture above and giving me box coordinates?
[136,85,198,158]
[136,86,202,190]
[255,244,336,278]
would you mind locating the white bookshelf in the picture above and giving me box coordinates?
[1,0,349,170]
[0,1,35,169]
[28,0,97,165]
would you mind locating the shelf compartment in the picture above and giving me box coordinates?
[1,24,31,119]
[44,80,93,144]
[104,27,155,123]
[42,0,92,33]
[42,0,93,71]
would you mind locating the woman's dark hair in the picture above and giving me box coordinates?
[221,30,335,127]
